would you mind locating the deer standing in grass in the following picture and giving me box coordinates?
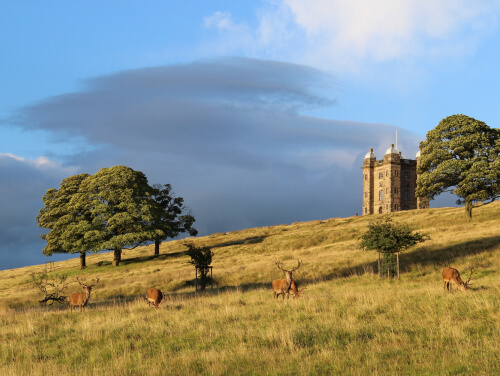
[289,280,308,299]
[145,288,164,308]
[68,277,100,312]
[442,267,473,292]
[272,260,301,301]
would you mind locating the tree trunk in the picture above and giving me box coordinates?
[465,200,473,220]
[154,239,160,256]
[112,249,122,266]
[79,252,86,269]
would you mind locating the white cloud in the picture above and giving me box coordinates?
[204,11,242,31]
[283,0,496,65]
[202,1,499,72]
[0,153,78,175]
[291,0,500,69]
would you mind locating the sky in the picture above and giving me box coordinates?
[1,0,500,270]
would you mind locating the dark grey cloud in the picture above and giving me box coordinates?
[2,57,427,270]
[0,155,79,269]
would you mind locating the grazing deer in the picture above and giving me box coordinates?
[145,288,164,308]
[68,277,100,312]
[442,267,473,292]
[272,260,301,301]
[289,280,309,299]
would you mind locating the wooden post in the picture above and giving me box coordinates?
[378,252,381,278]
[397,253,400,279]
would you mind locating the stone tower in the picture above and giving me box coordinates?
[361,144,428,215]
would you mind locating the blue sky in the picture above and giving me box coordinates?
[1,0,500,269]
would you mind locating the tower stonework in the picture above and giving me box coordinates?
[361,144,429,215]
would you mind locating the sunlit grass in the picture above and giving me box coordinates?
[1,202,500,375]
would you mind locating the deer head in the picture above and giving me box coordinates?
[77,276,100,293]
[290,280,308,299]
[275,260,302,283]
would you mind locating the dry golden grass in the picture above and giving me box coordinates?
[0,203,499,375]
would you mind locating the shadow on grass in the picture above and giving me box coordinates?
[211,236,267,249]
[323,234,500,280]
[96,235,267,268]
[112,251,188,267]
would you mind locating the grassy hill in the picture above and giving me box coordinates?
[1,203,499,375]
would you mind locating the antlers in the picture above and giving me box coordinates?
[298,280,309,294]
[464,267,474,287]
[76,276,100,288]
[275,260,302,273]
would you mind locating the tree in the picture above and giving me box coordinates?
[417,114,500,219]
[150,184,198,255]
[360,218,428,278]
[77,166,162,266]
[185,243,213,290]
[36,173,93,269]
[29,272,69,305]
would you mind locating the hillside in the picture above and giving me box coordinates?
[1,203,499,375]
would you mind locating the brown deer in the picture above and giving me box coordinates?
[442,267,473,292]
[68,277,100,312]
[289,280,309,299]
[272,260,301,301]
[145,288,164,308]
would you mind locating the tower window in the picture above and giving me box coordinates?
[365,174,368,180]
[379,172,383,179]
[404,190,410,200]
[379,190,383,201]
[394,188,399,194]
[405,172,410,178]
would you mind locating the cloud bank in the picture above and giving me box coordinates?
[3,57,421,269]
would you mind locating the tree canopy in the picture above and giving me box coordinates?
[36,173,92,269]
[416,114,500,218]
[360,217,427,254]
[37,166,197,267]
[150,184,198,255]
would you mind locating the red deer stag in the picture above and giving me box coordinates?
[272,260,301,301]
[289,280,309,299]
[68,277,100,312]
[442,267,473,292]
[145,288,164,308]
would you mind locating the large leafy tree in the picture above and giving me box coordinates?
[360,218,427,278]
[77,166,162,266]
[151,184,198,255]
[417,114,500,219]
[36,173,92,269]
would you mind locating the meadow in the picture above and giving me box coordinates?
[1,203,499,375]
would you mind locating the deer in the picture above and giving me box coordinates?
[68,277,100,312]
[145,288,164,308]
[442,266,473,292]
[289,279,309,299]
[272,260,301,301]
